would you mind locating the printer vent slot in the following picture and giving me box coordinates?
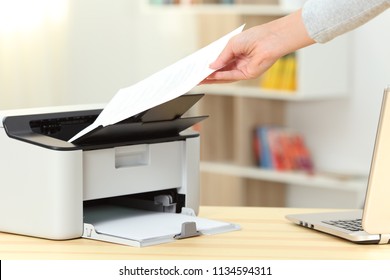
[30,115,98,141]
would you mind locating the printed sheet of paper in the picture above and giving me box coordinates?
[69,24,245,143]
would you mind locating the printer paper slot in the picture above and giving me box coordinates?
[83,205,240,247]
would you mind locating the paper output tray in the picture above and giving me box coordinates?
[73,94,207,145]
[83,205,240,247]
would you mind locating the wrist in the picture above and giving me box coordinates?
[266,9,315,57]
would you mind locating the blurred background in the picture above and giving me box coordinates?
[1,0,389,208]
[0,0,197,108]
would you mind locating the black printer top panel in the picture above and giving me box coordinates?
[2,94,206,151]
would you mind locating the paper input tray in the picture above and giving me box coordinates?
[83,205,240,247]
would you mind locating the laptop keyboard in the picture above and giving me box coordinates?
[322,219,363,232]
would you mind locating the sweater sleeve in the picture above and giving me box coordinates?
[302,0,390,43]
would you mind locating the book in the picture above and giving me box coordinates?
[254,126,314,173]
[256,126,273,169]
[260,53,297,91]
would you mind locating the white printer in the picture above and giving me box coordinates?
[0,94,239,247]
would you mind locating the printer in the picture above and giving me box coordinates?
[0,94,239,247]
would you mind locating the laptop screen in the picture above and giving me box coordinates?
[362,87,390,234]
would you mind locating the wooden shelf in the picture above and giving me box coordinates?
[192,83,349,101]
[192,84,299,100]
[200,161,367,192]
[143,3,294,16]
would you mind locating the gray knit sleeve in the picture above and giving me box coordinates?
[302,0,390,43]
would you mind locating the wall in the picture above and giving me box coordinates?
[0,1,196,109]
[63,0,197,106]
[0,0,69,109]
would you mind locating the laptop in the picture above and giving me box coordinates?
[286,87,390,244]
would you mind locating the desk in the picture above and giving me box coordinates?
[1,207,390,260]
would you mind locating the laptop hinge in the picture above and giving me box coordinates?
[379,234,390,244]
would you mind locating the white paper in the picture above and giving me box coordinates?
[69,24,245,143]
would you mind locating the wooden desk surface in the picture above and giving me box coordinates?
[1,206,390,260]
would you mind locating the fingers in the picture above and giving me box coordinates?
[200,79,236,85]
[201,69,247,84]
[209,39,236,70]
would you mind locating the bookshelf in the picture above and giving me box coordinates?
[146,0,364,208]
